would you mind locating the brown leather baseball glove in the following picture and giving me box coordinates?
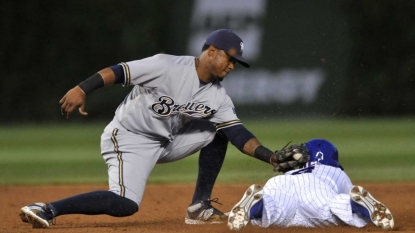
[270,143,309,172]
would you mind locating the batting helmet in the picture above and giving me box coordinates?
[303,138,343,170]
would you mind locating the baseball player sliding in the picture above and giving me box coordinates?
[228,138,394,230]
[19,29,309,228]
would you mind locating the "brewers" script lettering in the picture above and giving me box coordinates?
[151,96,216,117]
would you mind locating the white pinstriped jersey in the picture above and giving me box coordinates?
[252,165,368,228]
[115,54,241,141]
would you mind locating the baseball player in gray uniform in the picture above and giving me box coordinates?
[19,29,307,228]
[228,138,395,230]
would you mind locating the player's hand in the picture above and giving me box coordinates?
[59,86,88,118]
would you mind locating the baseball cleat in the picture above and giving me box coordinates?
[185,198,226,224]
[19,211,29,223]
[350,185,394,230]
[20,202,55,228]
[228,184,264,230]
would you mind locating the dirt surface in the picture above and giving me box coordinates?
[2,183,414,233]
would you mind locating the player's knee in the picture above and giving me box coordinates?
[109,195,139,217]
[117,197,139,216]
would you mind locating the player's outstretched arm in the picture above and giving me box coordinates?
[221,125,276,164]
[242,137,263,157]
[220,124,308,172]
[242,138,277,164]
[59,68,116,118]
[242,137,309,173]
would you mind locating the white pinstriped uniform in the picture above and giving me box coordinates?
[100,54,242,206]
[251,165,369,228]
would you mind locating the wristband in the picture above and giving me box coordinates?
[254,145,274,163]
[78,73,104,94]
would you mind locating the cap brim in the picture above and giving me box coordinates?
[233,54,250,68]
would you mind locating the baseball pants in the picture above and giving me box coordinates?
[100,118,216,206]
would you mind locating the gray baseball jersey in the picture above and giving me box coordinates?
[100,54,241,206]
[115,54,239,140]
[251,165,369,228]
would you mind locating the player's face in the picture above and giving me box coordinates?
[209,47,236,81]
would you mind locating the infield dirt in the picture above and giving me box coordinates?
[2,183,414,233]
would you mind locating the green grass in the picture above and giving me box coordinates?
[0,118,414,185]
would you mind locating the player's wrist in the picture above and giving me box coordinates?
[76,85,86,95]
[78,73,104,94]
[254,145,274,164]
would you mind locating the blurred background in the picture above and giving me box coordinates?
[1,0,414,123]
[0,0,414,185]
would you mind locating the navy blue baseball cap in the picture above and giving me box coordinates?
[204,29,250,68]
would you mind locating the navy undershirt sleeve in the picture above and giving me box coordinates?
[220,124,255,152]
[109,65,125,84]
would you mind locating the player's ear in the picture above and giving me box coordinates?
[207,45,217,56]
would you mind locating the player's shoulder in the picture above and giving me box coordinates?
[152,54,195,67]
[286,164,343,176]
[286,166,315,175]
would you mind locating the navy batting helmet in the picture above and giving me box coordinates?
[303,138,343,170]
